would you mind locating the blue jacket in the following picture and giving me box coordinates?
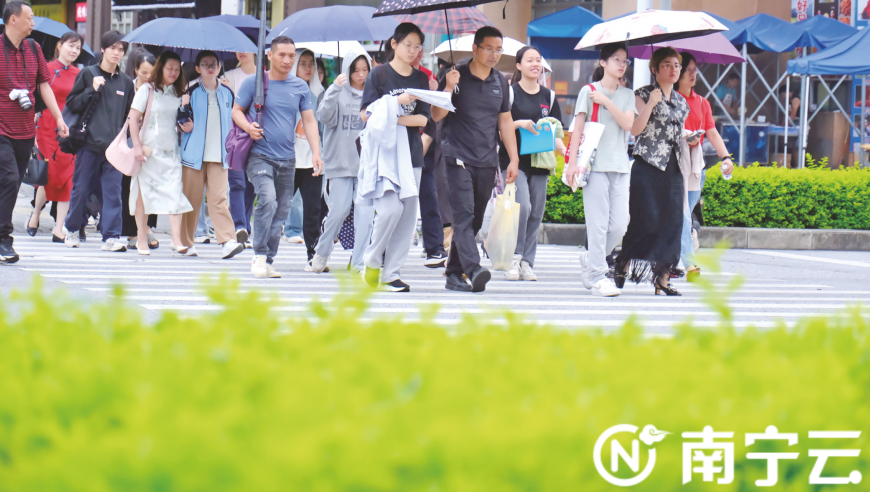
[180,81,234,170]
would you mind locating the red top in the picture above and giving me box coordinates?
[36,59,80,148]
[680,88,715,145]
[418,65,434,81]
[0,35,52,139]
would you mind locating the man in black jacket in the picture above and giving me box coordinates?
[62,30,134,251]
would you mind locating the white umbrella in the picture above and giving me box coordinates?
[431,34,552,73]
[294,41,370,59]
[576,10,728,50]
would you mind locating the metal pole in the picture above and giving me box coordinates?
[798,75,809,168]
[863,75,867,166]
[253,0,267,128]
[633,0,653,89]
[739,43,747,167]
[784,75,789,168]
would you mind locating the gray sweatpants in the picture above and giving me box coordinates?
[513,168,550,267]
[364,167,422,282]
[583,171,630,283]
[314,176,374,272]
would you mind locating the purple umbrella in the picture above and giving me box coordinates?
[627,32,745,65]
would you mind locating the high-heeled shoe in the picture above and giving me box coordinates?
[655,281,682,296]
[613,271,627,289]
[171,243,188,255]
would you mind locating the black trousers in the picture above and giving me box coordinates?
[444,158,496,277]
[0,135,34,241]
[420,154,445,256]
[294,167,323,260]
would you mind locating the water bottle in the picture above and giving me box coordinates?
[723,172,732,181]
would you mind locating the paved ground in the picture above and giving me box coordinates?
[6,185,870,333]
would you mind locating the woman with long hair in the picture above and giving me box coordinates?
[121,50,159,250]
[616,47,690,296]
[28,32,83,242]
[675,52,733,280]
[500,45,566,281]
[128,51,193,255]
[566,44,637,296]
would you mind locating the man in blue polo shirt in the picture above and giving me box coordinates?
[432,26,519,293]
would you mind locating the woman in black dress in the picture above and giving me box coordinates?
[616,47,689,296]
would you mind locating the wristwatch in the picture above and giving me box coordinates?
[720,156,733,161]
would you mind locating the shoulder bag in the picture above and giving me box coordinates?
[22,146,48,186]
[58,65,103,155]
[105,83,155,176]
[226,74,269,172]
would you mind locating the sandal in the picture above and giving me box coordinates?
[147,233,159,249]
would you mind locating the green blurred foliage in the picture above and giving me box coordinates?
[545,159,870,229]
[0,270,868,491]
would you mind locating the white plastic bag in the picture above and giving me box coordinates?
[485,183,521,271]
[561,120,605,191]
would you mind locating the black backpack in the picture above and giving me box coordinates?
[58,65,103,155]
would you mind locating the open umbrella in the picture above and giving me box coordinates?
[576,10,728,50]
[373,0,505,63]
[0,16,95,63]
[627,32,744,65]
[123,18,257,61]
[394,7,492,34]
[294,41,370,59]
[432,34,552,73]
[201,14,268,39]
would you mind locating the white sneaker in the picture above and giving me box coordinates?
[591,277,621,297]
[221,240,245,259]
[266,262,281,278]
[64,228,80,248]
[194,235,210,244]
[251,255,269,278]
[309,253,328,273]
[184,246,199,257]
[101,238,127,252]
[283,235,303,244]
[520,261,537,281]
[578,251,593,289]
[504,255,521,281]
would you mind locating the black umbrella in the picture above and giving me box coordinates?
[372,0,507,63]
[253,0,268,128]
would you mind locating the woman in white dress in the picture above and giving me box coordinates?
[128,51,194,255]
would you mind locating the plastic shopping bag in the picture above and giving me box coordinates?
[484,183,521,271]
[561,120,605,192]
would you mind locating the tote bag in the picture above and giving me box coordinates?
[105,84,155,177]
[484,183,521,271]
[562,84,605,191]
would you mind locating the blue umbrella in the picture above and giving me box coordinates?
[267,5,397,43]
[1,16,95,63]
[123,18,257,62]
[201,14,268,39]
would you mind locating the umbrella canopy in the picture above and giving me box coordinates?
[268,6,397,43]
[730,13,803,53]
[201,14,269,39]
[123,18,257,61]
[794,15,857,51]
[527,6,603,60]
[432,34,552,72]
[0,16,95,63]
[395,6,492,34]
[374,0,502,17]
[627,33,744,65]
[576,10,727,50]
[788,24,870,76]
[294,41,369,59]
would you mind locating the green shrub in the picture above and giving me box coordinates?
[544,159,870,229]
[1,274,868,491]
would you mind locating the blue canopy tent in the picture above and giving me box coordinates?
[788,25,870,167]
[527,7,602,60]
[794,15,857,51]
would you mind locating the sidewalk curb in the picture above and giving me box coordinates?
[537,224,870,251]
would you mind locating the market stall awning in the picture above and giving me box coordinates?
[731,13,804,53]
[793,15,858,51]
[788,25,870,75]
[527,6,602,60]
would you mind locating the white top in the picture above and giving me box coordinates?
[225,67,253,95]
[203,86,222,163]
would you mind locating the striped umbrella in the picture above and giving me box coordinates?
[394,7,493,35]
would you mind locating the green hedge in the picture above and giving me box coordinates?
[544,159,870,229]
[1,276,869,491]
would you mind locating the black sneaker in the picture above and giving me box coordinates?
[424,251,448,268]
[0,237,19,264]
[445,272,472,292]
[470,268,491,293]
[79,229,87,242]
[364,266,380,287]
[383,279,410,292]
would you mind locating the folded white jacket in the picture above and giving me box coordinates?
[357,94,417,204]
[679,129,706,213]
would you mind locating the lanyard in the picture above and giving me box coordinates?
[2,35,30,93]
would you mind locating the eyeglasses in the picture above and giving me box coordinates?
[476,45,504,56]
[610,58,632,67]
[401,42,424,52]
[199,62,219,70]
[660,63,682,71]
[683,68,698,75]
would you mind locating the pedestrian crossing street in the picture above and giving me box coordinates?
[6,234,870,333]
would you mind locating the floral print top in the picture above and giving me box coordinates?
[633,84,690,171]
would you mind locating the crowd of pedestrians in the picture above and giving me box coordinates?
[0,1,734,297]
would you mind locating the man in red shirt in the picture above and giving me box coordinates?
[0,1,69,263]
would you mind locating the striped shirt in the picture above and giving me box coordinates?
[0,35,51,139]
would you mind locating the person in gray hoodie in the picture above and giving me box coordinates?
[309,52,374,274]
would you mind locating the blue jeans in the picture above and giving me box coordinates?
[228,169,255,234]
[680,170,706,267]
[420,155,446,256]
[246,154,296,261]
[64,148,123,241]
[283,190,303,238]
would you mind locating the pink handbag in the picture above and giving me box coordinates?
[106,83,155,176]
